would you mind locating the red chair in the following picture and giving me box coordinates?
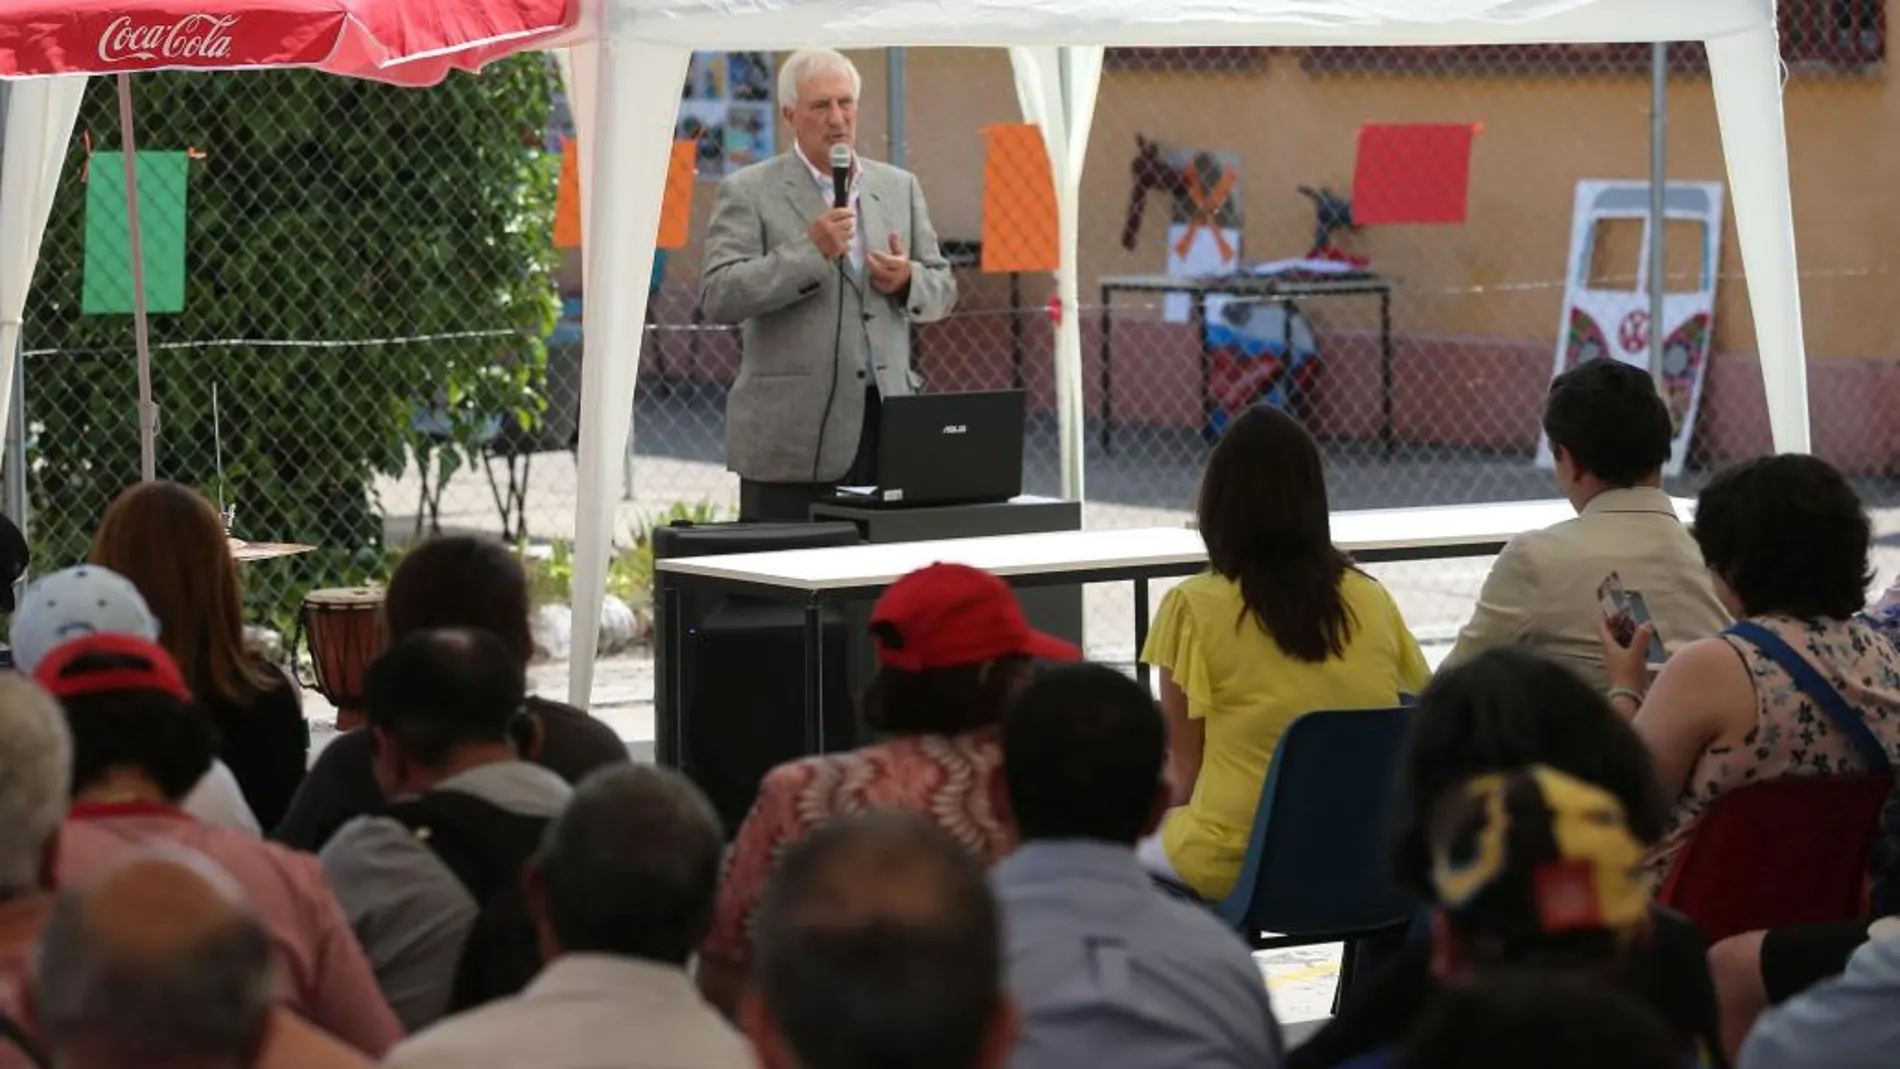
[1658,774,1890,943]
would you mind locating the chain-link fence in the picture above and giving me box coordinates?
[15,19,1900,692]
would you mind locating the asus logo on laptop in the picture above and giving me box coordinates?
[941,424,968,435]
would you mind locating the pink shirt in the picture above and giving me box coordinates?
[56,802,404,1057]
[0,896,50,1069]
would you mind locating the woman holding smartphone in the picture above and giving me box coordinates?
[1599,453,1900,885]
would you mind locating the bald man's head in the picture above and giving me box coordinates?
[33,852,276,1069]
[749,812,1010,1069]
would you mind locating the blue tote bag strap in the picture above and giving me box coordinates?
[1726,620,1892,775]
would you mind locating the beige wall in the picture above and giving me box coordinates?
[663,37,1900,366]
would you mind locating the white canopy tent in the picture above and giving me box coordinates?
[1,0,1808,709]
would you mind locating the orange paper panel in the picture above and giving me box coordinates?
[554,137,582,248]
[656,140,697,251]
[553,138,698,251]
[981,124,1058,274]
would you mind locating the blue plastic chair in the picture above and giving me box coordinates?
[1214,705,1419,993]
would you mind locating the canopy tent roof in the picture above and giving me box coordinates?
[567,0,1765,47]
[0,0,574,84]
[1,0,1807,711]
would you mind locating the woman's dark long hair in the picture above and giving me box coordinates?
[1197,406,1355,663]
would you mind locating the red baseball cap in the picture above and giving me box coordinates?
[33,632,192,703]
[869,563,1081,672]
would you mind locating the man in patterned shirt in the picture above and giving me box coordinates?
[696,563,1079,1015]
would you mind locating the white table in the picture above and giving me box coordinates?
[653,496,1694,760]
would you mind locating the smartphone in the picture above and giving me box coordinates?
[1599,571,1667,666]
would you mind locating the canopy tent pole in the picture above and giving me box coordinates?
[0,77,86,477]
[115,74,159,482]
[1705,22,1809,454]
[563,40,690,708]
[1646,42,1667,386]
[1008,45,1102,506]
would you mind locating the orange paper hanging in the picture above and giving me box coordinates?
[554,137,583,248]
[980,124,1058,273]
[554,138,699,251]
[656,140,696,250]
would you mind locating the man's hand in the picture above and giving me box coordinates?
[808,208,856,260]
[867,231,913,296]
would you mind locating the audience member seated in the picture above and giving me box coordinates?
[32,852,375,1069]
[91,481,308,830]
[384,765,754,1069]
[0,675,70,1069]
[995,663,1284,1069]
[1292,647,1715,1069]
[39,632,401,1057]
[1442,358,1728,688]
[1737,924,1900,1069]
[1332,766,1713,1069]
[0,512,30,671]
[1398,973,1682,1069]
[742,812,1017,1069]
[319,628,571,1031]
[276,535,626,850]
[698,563,1077,1014]
[1138,405,1429,902]
[1600,454,1900,882]
[12,565,260,835]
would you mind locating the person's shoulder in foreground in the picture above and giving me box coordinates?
[1738,931,1900,1069]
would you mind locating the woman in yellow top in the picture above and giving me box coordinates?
[1137,406,1431,901]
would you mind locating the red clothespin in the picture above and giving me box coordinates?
[1047,295,1063,327]
[79,131,94,182]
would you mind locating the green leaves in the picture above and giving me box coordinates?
[23,58,562,632]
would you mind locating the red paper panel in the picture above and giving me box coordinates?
[1352,123,1476,226]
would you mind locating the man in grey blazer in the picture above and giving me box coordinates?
[701,48,958,522]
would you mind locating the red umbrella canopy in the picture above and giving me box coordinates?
[0,0,575,85]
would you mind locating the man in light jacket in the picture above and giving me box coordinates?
[700,47,957,522]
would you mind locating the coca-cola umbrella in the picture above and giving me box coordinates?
[0,0,575,480]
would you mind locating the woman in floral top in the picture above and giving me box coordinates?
[1601,454,1900,884]
[695,563,1080,1016]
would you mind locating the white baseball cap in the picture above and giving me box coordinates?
[11,565,160,674]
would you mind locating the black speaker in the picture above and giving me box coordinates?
[652,521,862,836]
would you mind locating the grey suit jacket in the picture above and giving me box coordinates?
[700,151,957,484]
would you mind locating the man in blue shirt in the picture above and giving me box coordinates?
[993,663,1285,1069]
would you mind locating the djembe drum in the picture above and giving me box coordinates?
[294,586,385,732]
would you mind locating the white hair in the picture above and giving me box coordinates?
[0,674,72,896]
[778,49,861,109]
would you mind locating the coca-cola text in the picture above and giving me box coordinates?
[97,14,240,64]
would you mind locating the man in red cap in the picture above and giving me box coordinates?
[696,563,1079,1016]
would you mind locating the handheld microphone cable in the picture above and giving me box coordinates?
[811,144,855,484]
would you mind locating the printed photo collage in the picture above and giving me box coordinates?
[543,51,776,180]
[679,52,776,178]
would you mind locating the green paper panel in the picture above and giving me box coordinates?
[83,151,189,316]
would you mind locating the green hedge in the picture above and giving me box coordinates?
[22,59,561,635]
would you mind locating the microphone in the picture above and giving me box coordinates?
[829,143,853,209]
